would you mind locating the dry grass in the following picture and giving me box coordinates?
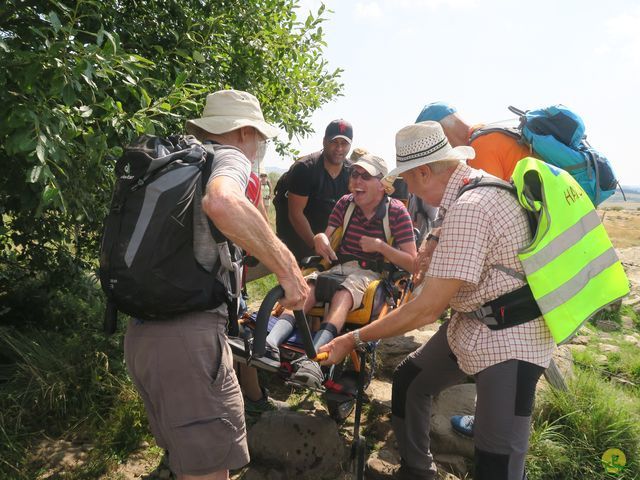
[599,207,640,249]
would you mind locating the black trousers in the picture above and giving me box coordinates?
[391,321,544,480]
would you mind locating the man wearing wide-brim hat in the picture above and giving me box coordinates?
[319,121,555,480]
[125,89,309,480]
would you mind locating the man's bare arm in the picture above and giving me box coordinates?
[203,176,309,309]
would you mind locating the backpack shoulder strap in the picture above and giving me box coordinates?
[457,175,537,253]
[382,198,392,245]
[457,176,515,198]
[340,197,392,245]
[342,200,357,236]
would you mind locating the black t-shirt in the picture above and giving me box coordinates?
[287,151,351,234]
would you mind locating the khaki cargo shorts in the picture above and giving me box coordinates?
[124,311,249,476]
[306,260,379,310]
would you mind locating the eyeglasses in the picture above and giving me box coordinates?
[350,170,382,181]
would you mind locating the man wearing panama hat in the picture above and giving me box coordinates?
[125,89,309,480]
[319,121,555,480]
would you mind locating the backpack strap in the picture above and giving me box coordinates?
[457,174,542,329]
[341,196,392,245]
[202,146,242,335]
[469,125,522,144]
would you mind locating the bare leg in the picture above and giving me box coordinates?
[323,289,353,332]
[238,363,262,402]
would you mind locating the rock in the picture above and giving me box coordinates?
[622,295,640,307]
[594,354,608,364]
[368,378,392,408]
[365,448,400,479]
[621,315,636,329]
[567,344,586,353]
[430,384,475,463]
[600,344,621,353]
[569,334,590,345]
[623,334,640,346]
[376,325,438,376]
[432,452,470,478]
[595,319,621,332]
[247,410,345,479]
[365,448,463,480]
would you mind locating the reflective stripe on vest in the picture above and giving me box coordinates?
[512,157,629,344]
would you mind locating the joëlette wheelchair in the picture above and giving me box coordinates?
[229,260,411,480]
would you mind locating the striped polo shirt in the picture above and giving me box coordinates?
[328,194,414,262]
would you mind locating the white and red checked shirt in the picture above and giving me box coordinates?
[427,163,555,375]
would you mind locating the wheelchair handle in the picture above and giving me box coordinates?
[252,285,318,360]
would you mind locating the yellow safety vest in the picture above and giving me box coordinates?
[512,157,629,344]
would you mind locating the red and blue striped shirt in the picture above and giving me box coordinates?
[328,194,414,262]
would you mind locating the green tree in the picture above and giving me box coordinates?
[0,0,342,325]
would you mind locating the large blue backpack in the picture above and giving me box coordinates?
[470,105,619,206]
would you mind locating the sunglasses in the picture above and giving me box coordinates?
[350,170,382,181]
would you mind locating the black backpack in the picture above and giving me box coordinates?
[99,135,240,333]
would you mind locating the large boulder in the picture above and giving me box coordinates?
[247,410,346,479]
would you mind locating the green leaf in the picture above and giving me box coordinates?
[140,88,151,108]
[174,71,188,87]
[0,40,8,52]
[29,165,43,183]
[49,12,62,32]
[193,50,205,63]
[42,185,59,205]
[62,84,76,106]
[96,28,104,47]
[78,105,93,118]
[36,143,46,163]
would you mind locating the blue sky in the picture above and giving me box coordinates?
[263,0,640,185]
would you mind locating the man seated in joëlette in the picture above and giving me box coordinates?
[256,153,416,387]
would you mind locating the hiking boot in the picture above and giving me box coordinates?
[250,345,281,372]
[450,414,474,437]
[290,358,325,388]
[244,387,289,415]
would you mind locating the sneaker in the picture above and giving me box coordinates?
[450,414,474,437]
[244,388,289,415]
[250,345,281,372]
[290,358,325,388]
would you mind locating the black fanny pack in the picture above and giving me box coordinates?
[469,284,542,330]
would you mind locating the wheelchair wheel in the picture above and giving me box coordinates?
[352,434,367,480]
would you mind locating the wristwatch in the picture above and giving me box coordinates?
[426,232,440,243]
[352,329,367,351]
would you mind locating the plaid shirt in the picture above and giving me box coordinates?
[427,163,555,375]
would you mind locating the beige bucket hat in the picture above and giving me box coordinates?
[387,121,475,177]
[185,89,279,138]
[352,153,395,194]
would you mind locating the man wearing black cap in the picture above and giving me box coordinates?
[282,119,353,260]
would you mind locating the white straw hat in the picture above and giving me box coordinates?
[388,121,475,177]
[185,89,279,138]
